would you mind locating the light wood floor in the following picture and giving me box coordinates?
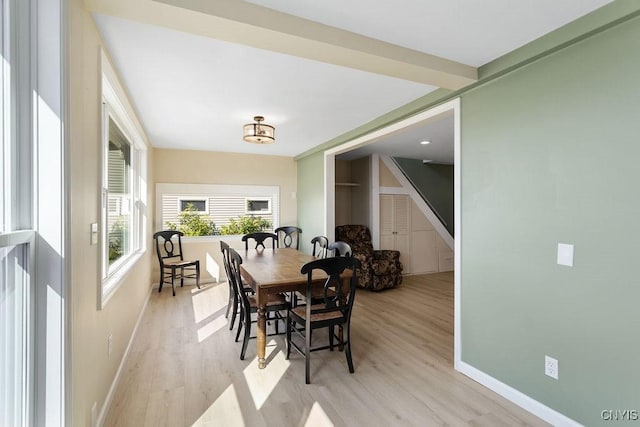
[104,273,548,427]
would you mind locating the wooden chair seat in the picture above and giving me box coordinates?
[162,259,199,267]
[290,304,345,323]
[247,293,288,308]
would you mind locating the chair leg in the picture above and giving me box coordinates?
[225,287,233,319]
[171,268,176,296]
[158,270,164,293]
[180,267,184,288]
[240,313,251,360]
[195,262,201,289]
[305,322,312,384]
[329,325,335,351]
[345,325,354,374]
[229,292,239,330]
[235,310,244,342]
[285,315,291,360]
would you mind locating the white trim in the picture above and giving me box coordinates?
[97,287,152,427]
[324,156,335,241]
[245,197,272,215]
[177,197,209,214]
[100,53,149,309]
[370,154,380,248]
[458,362,582,427]
[379,155,453,250]
[453,98,462,370]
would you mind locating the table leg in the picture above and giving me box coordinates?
[257,306,267,369]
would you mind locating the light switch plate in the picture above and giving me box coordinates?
[90,223,99,245]
[557,243,574,267]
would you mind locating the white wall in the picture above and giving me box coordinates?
[69,2,154,425]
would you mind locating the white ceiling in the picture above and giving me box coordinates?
[245,0,609,67]
[337,111,455,163]
[92,0,612,159]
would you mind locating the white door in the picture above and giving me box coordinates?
[379,194,411,271]
[379,194,395,249]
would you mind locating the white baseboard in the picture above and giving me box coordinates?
[458,361,582,427]
[97,287,152,427]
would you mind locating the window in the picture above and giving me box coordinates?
[107,118,132,265]
[157,183,279,236]
[246,198,271,214]
[101,64,147,304]
[178,198,208,213]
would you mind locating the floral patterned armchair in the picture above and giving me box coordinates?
[335,225,402,291]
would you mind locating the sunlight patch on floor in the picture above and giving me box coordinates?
[303,402,335,427]
[242,339,290,410]
[191,383,245,427]
[196,314,228,343]
[191,283,227,323]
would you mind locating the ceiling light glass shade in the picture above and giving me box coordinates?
[243,116,275,144]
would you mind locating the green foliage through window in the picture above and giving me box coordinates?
[165,203,217,236]
[165,204,271,236]
[219,215,271,235]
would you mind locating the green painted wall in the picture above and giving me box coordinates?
[461,15,640,426]
[295,4,640,425]
[296,152,325,253]
[393,158,454,236]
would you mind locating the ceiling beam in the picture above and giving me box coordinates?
[85,0,477,90]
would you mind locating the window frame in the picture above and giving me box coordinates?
[156,183,279,238]
[100,67,147,307]
[245,197,272,215]
[177,197,209,214]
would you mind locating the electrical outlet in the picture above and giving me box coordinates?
[545,355,558,379]
[108,334,113,357]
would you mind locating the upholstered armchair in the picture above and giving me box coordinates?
[335,225,402,291]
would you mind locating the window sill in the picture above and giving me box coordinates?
[181,235,244,243]
[100,250,144,309]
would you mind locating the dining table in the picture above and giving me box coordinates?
[239,247,351,369]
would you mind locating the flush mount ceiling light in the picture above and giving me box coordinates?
[243,115,275,144]
[420,140,431,145]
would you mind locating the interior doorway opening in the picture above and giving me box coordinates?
[323,98,461,369]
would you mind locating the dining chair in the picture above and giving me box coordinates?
[275,226,302,250]
[220,240,253,331]
[292,235,335,307]
[153,230,200,296]
[310,235,329,258]
[228,247,290,360]
[328,241,352,257]
[242,232,277,250]
[286,255,361,384]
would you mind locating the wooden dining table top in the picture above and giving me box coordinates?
[240,247,317,291]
